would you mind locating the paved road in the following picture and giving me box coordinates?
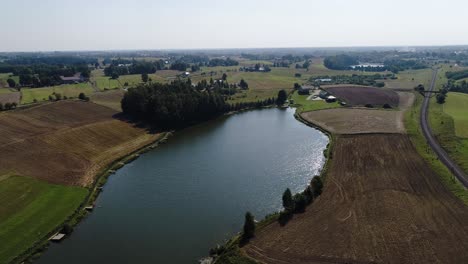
[420,68,468,187]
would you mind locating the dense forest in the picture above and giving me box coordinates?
[446,69,468,80]
[104,59,165,77]
[324,53,427,73]
[323,54,359,70]
[121,80,229,129]
[445,79,468,94]
[121,80,276,129]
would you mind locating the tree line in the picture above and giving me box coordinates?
[121,80,229,130]
[446,69,468,80]
[104,60,165,78]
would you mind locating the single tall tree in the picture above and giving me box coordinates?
[277,89,287,105]
[7,78,16,88]
[243,212,255,240]
[311,176,323,198]
[142,73,149,83]
[282,188,294,211]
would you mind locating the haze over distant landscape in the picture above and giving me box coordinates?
[2,0,468,52]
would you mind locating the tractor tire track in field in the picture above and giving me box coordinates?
[420,68,468,187]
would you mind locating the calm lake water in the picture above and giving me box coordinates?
[36,108,328,264]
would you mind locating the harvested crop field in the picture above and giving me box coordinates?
[0,91,20,105]
[91,89,125,111]
[301,108,404,134]
[324,86,400,107]
[300,92,414,134]
[245,134,468,264]
[0,101,160,186]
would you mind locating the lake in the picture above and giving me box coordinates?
[36,108,328,264]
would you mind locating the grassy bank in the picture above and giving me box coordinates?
[10,131,171,264]
[404,92,468,204]
[0,176,87,264]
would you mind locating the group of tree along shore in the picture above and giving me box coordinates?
[240,176,324,242]
[121,80,229,130]
[121,80,282,130]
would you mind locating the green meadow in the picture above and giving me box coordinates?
[0,176,87,264]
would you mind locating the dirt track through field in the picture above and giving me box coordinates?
[245,134,468,264]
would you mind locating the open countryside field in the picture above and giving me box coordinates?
[300,92,414,134]
[0,100,162,263]
[0,101,160,186]
[91,89,125,111]
[246,134,468,264]
[302,108,404,134]
[0,90,20,104]
[384,68,433,90]
[324,85,400,107]
[0,73,19,88]
[290,91,341,113]
[443,92,468,138]
[0,176,87,264]
[20,83,94,104]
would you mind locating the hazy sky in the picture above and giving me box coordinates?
[2,0,468,51]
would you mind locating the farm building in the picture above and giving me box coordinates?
[326,95,337,102]
[60,74,84,84]
[298,85,314,95]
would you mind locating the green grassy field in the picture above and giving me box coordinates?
[404,66,468,204]
[290,90,341,113]
[0,176,87,264]
[21,83,94,104]
[91,69,166,91]
[443,92,468,138]
[0,73,19,88]
[405,92,468,204]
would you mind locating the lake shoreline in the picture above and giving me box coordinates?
[16,132,171,264]
[211,109,333,264]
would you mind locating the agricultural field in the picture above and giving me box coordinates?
[245,134,468,264]
[290,91,341,113]
[324,85,400,107]
[0,176,87,264]
[301,108,404,134]
[0,73,19,88]
[91,89,125,111]
[0,101,160,186]
[299,92,413,134]
[429,93,468,180]
[91,69,166,91]
[20,83,94,104]
[443,92,468,138]
[384,68,432,90]
[0,89,20,104]
[0,100,162,263]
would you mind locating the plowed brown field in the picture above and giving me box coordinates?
[324,86,400,107]
[0,101,160,186]
[245,134,468,264]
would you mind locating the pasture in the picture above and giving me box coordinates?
[443,92,468,138]
[290,91,341,113]
[384,68,432,90]
[20,83,94,104]
[246,134,468,264]
[0,176,87,264]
